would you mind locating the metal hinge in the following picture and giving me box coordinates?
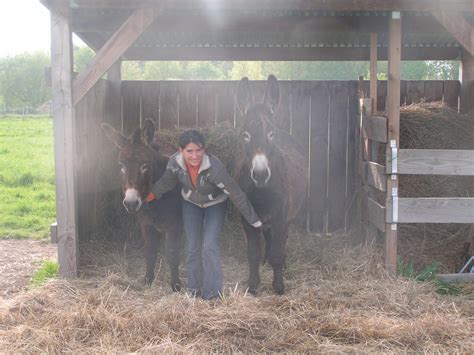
[390,140,398,174]
[391,187,399,230]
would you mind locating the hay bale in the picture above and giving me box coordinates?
[394,103,474,272]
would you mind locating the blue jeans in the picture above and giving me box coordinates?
[182,199,227,299]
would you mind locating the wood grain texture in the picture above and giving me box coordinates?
[364,161,387,192]
[72,7,159,106]
[51,3,78,278]
[385,13,401,274]
[393,149,474,176]
[387,198,474,223]
[368,198,386,232]
[362,115,387,143]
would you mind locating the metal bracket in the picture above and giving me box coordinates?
[390,140,398,174]
[392,187,398,223]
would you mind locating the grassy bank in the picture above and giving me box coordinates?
[0,116,55,239]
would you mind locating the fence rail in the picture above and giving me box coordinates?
[359,98,474,277]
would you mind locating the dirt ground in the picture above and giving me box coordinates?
[0,239,57,299]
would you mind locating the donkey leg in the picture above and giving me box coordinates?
[268,224,288,295]
[242,218,262,295]
[142,226,159,285]
[165,225,182,292]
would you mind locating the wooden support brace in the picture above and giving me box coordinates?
[431,11,474,56]
[72,7,159,106]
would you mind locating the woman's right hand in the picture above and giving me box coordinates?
[145,192,156,202]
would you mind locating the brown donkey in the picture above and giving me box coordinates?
[234,75,307,295]
[102,119,182,291]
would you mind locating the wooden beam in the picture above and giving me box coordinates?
[72,7,159,106]
[436,273,474,283]
[431,11,474,56]
[460,50,474,113]
[121,46,461,62]
[385,11,402,275]
[388,149,474,176]
[72,12,449,34]
[387,198,474,223]
[69,0,474,12]
[370,33,378,114]
[50,1,78,278]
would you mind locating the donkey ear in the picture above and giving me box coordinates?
[236,77,252,115]
[142,118,155,145]
[131,128,143,145]
[263,74,280,116]
[101,123,128,149]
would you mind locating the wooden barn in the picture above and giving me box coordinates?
[39,0,474,279]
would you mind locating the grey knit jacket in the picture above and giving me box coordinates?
[151,152,261,227]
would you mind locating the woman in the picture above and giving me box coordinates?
[147,129,261,300]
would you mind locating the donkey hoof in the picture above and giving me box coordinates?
[273,282,285,295]
[247,288,258,296]
[171,281,182,292]
[144,274,154,286]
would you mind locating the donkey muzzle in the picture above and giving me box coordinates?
[123,188,142,213]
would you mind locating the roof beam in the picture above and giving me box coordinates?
[122,46,461,61]
[69,0,474,12]
[72,13,449,35]
[431,11,474,56]
[72,7,159,106]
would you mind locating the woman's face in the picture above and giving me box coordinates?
[180,142,204,167]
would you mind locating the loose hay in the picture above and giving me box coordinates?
[7,104,472,351]
[1,223,473,352]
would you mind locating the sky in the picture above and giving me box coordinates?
[0,0,84,57]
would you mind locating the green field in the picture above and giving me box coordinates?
[0,116,55,239]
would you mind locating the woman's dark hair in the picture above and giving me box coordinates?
[178,129,206,149]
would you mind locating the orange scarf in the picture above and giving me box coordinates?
[185,161,200,188]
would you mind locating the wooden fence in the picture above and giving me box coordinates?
[121,80,361,233]
[358,80,460,112]
[359,99,474,281]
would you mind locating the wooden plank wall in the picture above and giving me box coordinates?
[75,79,117,243]
[121,80,360,233]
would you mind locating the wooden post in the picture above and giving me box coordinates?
[460,50,474,113]
[370,33,378,114]
[385,11,402,274]
[50,2,78,278]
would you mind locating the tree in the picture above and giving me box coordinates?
[0,52,51,110]
[74,46,94,73]
[426,61,459,80]
[230,61,263,80]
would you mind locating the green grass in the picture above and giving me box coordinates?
[28,260,59,289]
[0,116,56,239]
[397,258,461,296]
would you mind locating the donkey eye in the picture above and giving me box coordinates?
[267,130,275,141]
[140,163,150,174]
[242,131,251,142]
